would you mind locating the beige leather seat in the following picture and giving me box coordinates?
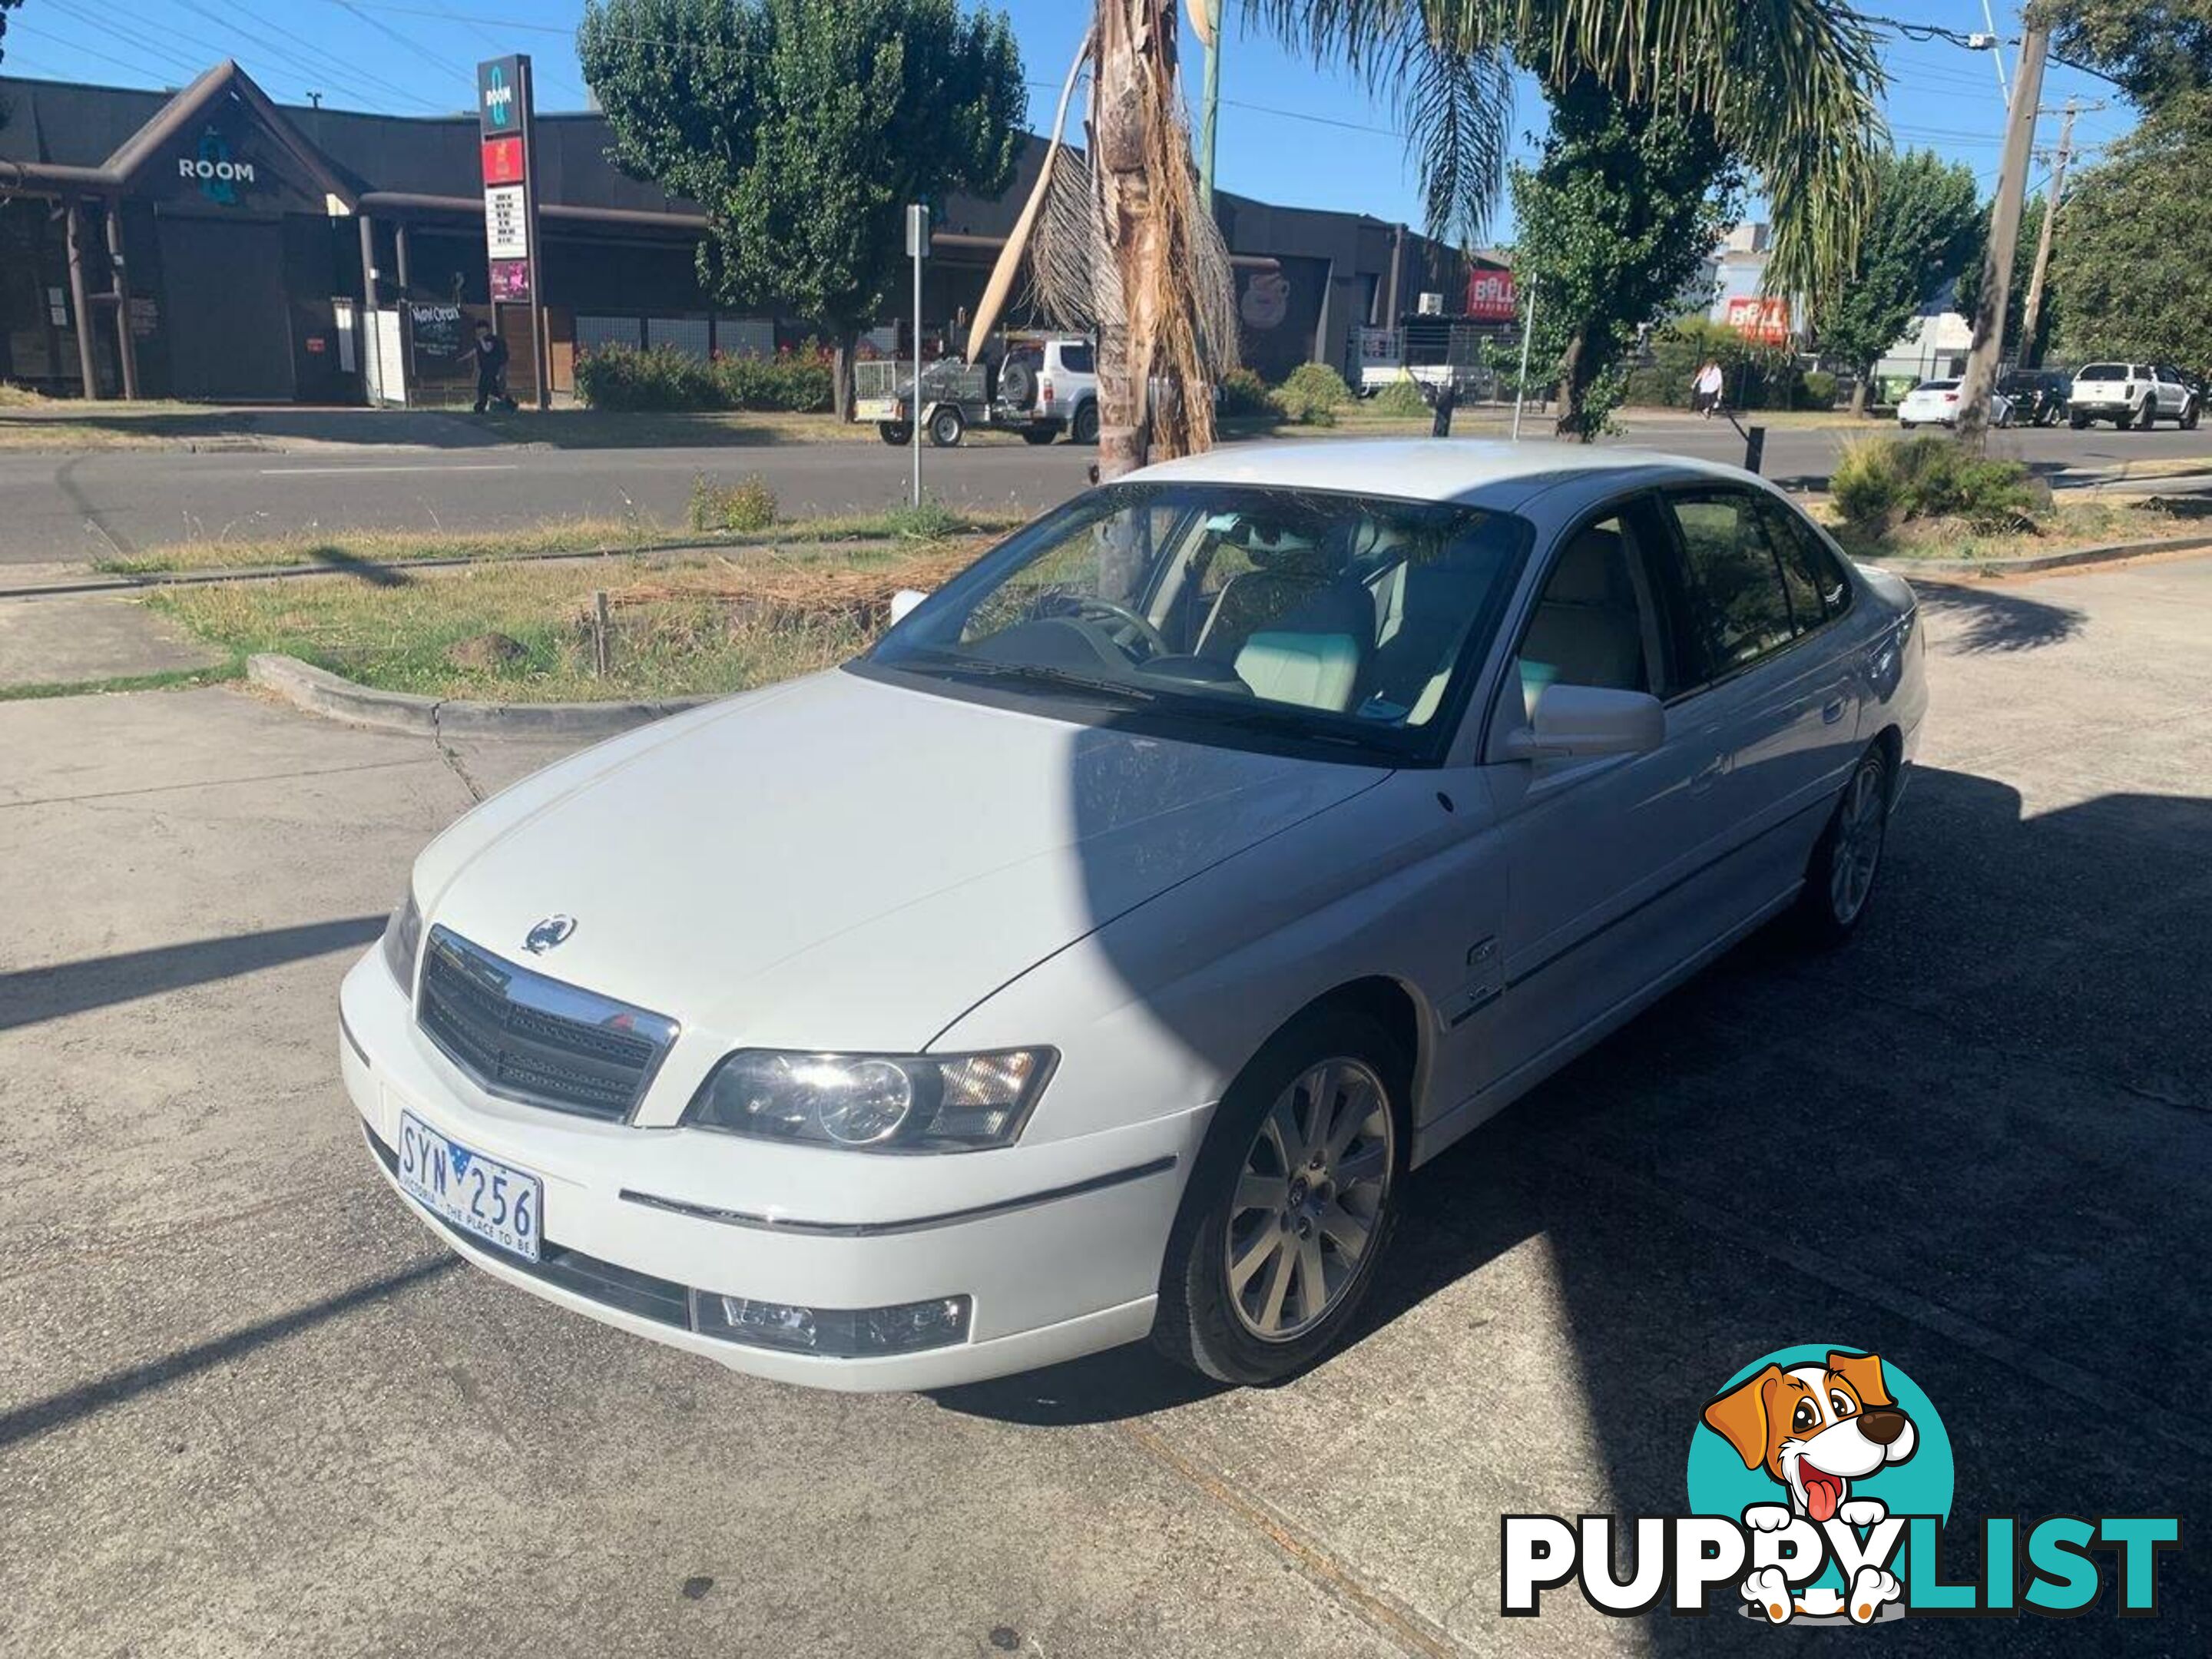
[1518,525,1647,713]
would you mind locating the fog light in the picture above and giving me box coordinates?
[688,1290,972,1357]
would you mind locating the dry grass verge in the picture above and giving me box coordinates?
[146,541,987,703]
[101,505,1027,576]
[1819,495,2211,564]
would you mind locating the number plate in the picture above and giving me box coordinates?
[396,1111,542,1262]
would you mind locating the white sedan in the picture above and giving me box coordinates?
[343,441,1926,1390]
[1897,378,2012,429]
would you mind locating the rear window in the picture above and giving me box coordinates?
[2076,363,2127,381]
[1916,380,1958,392]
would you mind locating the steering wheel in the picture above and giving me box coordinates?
[1066,595,1173,659]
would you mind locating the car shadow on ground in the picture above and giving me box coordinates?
[1910,578,2086,654]
[935,766,2212,1638]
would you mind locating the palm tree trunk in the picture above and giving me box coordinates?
[1092,1,1171,482]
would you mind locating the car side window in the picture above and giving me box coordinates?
[1753,497,1853,631]
[1055,343,1095,375]
[1664,491,1797,677]
[1515,506,1669,715]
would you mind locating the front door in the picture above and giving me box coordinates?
[157,215,294,400]
[1482,494,1734,1088]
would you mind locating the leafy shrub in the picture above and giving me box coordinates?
[1831,436,2040,531]
[575,342,834,412]
[1217,366,1275,418]
[1274,361,1353,425]
[575,344,720,412]
[690,472,778,533]
[713,344,834,412]
[882,497,965,541]
[1368,375,1432,416]
[1800,369,1838,409]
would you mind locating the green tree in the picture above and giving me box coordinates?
[1817,150,1982,414]
[578,0,1024,417]
[1243,2,1884,442]
[1508,76,1743,436]
[2051,119,2212,367]
[2032,0,2212,110]
[1247,2,1886,313]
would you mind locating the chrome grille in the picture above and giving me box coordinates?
[416,926,677,1121]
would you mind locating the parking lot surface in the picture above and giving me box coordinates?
[2,554,2207,1655]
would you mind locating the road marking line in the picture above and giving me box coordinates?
[255,464,522,475]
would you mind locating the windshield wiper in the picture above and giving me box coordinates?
[906,656,1167,704]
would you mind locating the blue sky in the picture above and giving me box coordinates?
[1,0,2138,238]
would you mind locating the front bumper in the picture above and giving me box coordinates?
[339,950,1210,1390]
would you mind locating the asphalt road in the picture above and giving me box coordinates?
[6,415,2212,565]
[2,553,2207,1654]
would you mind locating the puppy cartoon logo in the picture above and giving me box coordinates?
[1700,1350,1926,1623]
[1502,1345,2179,1622]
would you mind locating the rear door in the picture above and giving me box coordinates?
[1658,485,1863,899]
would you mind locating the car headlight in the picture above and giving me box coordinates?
[382,887,423,993]
[684,1048,1055,1151]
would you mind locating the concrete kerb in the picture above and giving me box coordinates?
[247,653,713,739]
[1877,531,2212,578]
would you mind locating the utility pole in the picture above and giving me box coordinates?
[1194,0,1221,212]
[2019,97,2078,367]
[1957,22,2047,450]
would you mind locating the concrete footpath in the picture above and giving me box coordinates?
[1,557,2207,1654]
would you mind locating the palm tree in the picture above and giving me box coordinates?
[1247,2,1885,309]
[978,2,1881,477]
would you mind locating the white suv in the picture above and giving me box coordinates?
[999,337,1100,444]
[2068,363,2198,430]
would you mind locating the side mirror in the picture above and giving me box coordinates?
[1502,683,1665,761]
[888,588,929,625]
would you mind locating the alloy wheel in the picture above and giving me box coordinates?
[1223,1058,1393,1343]
[1830,759,1887,925]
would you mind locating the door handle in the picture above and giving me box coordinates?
[1822,697,1846,725]
[1690,754,1727,794]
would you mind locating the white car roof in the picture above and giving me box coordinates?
[1124,438,1762,510]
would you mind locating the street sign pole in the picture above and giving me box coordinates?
[519,56,550,409]
[1512,282,1539,441]
[907,203,929,508]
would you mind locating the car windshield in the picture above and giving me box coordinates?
[863,482,1530,763]
[1916,380,1958,392]
[2077,363,2125,381]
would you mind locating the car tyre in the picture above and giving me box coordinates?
[2068,409,2089,430]
[878,420,912,446]
[928,406,965,448]
[1021,426,1058,445]
[1795,743,1892,947]
[1153,1007,1407,1386]
[2116,401,2137,431]
[1071,401,1101,445]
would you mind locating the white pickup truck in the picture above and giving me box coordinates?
[2068,362,2200,430]
[853,336,1100,447]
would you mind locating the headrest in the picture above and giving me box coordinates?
[1241,521,1331,576]
[1545,525,1632,606]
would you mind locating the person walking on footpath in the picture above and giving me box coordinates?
[467,320,517,413]
[1693,359,1725,419]
[1430,376,1459,438]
